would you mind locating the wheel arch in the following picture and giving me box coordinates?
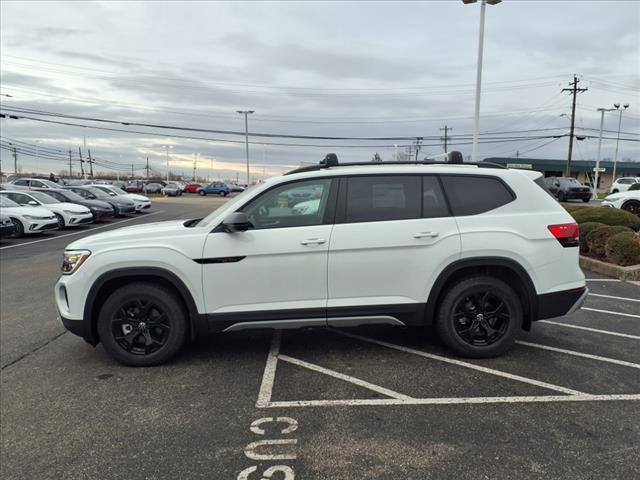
[425,257,538,331]
[83,267,205,345]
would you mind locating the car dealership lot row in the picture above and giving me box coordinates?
[1,196,639,480]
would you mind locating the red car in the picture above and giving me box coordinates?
[184,183,202,193]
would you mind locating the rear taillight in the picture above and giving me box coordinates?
[548,223,579,247]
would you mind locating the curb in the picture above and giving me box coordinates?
[579,256,640,282]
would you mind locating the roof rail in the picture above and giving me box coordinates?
[284,152,506,175]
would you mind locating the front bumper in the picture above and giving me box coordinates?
[134,202,152,211]
[68,214,94,225]
[0,223,16,237]
[536,286,588,320]
[28,219,58,233]
[58,312,96,345]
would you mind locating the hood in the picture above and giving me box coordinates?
[2,205,56,218]
[605,190,640,202]
[52,202,92,213]
[66,219,190,250]
[106,195,135,206]
[81,199,114,210]
[126,193,150,202]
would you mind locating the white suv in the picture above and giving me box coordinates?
[610,177,640,194]
[55,155,587,366]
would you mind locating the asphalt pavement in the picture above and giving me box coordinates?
[1,195,638,480]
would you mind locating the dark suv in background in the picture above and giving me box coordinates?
[544,177,591,203]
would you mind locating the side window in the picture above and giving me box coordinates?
[46,191,64,202]
[422,176,449,218]
[345,175,420,223]
[14,179,28,186]
[72,189,89,199]
[241,179,332,230]
[441,175,515,216]
[6,192,32,205]
[32,180,45,188]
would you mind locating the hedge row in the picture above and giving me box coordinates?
[567,206,640,231]
[629,183,640,191]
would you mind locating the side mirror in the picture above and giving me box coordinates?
[221,212,252,233]
[28,200,39,206]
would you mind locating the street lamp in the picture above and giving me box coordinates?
[164,145,173,182]
[34,140,40,176]
[237,110,255,184]
[462,0,502,163]
[612,103,630,182]
[594,107,616,198]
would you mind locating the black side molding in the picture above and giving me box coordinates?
[193,256,246,264]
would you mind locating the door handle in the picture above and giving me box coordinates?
[413,232,439,239]
[300,238,326,246]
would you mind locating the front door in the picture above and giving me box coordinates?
[201,177,337,328]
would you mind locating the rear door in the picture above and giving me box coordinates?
[327,175,460,326]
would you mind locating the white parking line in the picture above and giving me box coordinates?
[589,293,640,303]
[334,330,585,395]
[516,341,640,369]
[585,279,621,282]
[256,331,281,408]
[265,394,640,408]
[539,320,640,340]
[582,307,640,319]
[0,211,164,250]
[279,354,413,400]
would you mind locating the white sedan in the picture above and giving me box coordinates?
[89,184,152,212]
[0,190,93,229]
[0,195,58,236]
[602,190,640,216]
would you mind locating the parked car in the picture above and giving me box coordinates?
[184,183,202,193]
[0,195,58,237]
[0,213,16,238]
[89,185,151,212]
[602,190,640,216]
[197,182,230,196]
[143,182,164,194]
[610,177,640,194]
[34,188,115,221]
[56,154,586,366]
[125,180,145,193]
[543,177,591,202]
[0,190,93,229]
[65,186,136,216]
[228,184,246,193]
[10,177,64,189]
[161,183,183,196]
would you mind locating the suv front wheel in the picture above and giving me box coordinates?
[97,282,188,366]
[436,276,521,358]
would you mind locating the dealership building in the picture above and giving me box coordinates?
[484,157,640,190]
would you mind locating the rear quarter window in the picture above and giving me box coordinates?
[534,177,555,198]
[441,175,515,216]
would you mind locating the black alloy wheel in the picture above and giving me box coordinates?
[54,213,65,230]
[622,200,640,216]
[10,218,24,237]
[97,283,187,366]
[436,276,521,358]
[557,191,566,202]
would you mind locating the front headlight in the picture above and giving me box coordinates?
[61,250,91,275]
[24,215,47,220]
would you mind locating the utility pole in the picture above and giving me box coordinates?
[87,149,94,178]
[78,147,85,178]
[414,137,423,161]
[146,157,150,180]
[440,125,451,153]
[131,164,134,179]
[237,110,254,184]
[561,75,588,176]
[68,149,73,178]
[192,154,197,182]
[12,146,18,174]
[612,103,630,182]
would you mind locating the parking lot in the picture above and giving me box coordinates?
[1,195,639,480]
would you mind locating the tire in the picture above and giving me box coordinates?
[54,213,65,230]
[622,200,640,216]
[435,276,522,358]
[97,282,188,366]
[557,191,566,202]
[612,189,619,194]
[219,191,227,197]
[199,190,206,196]
[10,218,24,237]
[582,198,590,203]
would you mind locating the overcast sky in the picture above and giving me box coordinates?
[1,0,639,181]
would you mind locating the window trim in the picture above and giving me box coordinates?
[217,176,339,232]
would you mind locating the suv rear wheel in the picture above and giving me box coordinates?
[436,276,521,358]
[97,282,188,366]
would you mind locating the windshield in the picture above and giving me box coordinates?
[83,186,111,198]
[0,196,20,208]
[560,178,581,185]
[28,191,60,204]
[110,187,127,195]
[60,190,86,202]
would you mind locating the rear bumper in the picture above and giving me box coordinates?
[536,286,588,320]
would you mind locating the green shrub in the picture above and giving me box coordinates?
[563,204,589,214]
[571,206,640,231]
[605,231,640,266]
[628,183,640,191]
[578,222,606,253]
[586,226,634,259]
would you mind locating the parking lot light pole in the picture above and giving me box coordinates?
[612,103,629,182]
[594,108,616,199]
[164,145,173,182]
[237,110,254,185]
[463,0,501,163]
